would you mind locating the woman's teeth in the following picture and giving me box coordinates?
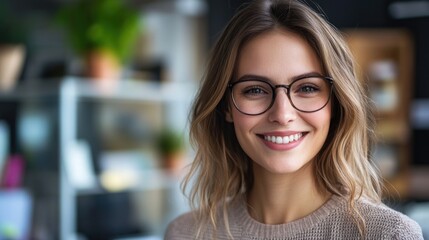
[264,133,303,144]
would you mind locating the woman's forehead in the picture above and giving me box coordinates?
[236,29,323,84]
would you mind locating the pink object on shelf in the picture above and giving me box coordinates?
[1,155,25,189]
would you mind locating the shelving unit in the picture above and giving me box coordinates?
[0,78,196,239]
[344,29,414,199]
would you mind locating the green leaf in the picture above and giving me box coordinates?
[56,0,140,63]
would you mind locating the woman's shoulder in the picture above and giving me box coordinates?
[356,198,423,239]
[164,211,198,240]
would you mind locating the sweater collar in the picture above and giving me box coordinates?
[229,194,344,238]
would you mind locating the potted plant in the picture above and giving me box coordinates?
[57,0,139,81]
[156,128,186,172]
[0,2,27,91]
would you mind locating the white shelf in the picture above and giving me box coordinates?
[73,78,196,102]
[0,77,197,103]
[56,77,196,239]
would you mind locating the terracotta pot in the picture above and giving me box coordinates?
[162,151,185,175]
[0,44,25,91]
[85,50,121,80]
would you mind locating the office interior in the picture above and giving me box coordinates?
[0,0,428,239]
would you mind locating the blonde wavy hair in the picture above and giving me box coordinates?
[183,0,382,238]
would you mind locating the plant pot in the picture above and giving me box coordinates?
[84,50,122,92]
[0,44,25,91]
[85,50,121,80]
[162,151,185,175]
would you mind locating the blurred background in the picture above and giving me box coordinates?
[0,0,428,239]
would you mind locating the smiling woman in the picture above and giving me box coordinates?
[164,0,424,239]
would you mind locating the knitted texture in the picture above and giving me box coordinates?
[165,195,423,240]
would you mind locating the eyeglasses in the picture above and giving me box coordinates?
[228,75,334,115]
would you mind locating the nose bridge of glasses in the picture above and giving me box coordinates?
[274,85,291,97]
[272,84,294,109]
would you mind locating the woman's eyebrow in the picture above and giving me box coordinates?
[291,72,324,81]
[235,74,270,82]
[235,71,324,83]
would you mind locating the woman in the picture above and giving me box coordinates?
[165,0,423,239]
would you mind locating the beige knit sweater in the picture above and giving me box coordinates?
[165,195,423,239]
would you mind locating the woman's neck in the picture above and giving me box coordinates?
[247,162,330,224]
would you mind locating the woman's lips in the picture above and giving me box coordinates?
[257,132,308,150]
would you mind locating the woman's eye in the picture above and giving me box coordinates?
[298,85,319,93]
[244,86,267,95]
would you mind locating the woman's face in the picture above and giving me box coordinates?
[226,29,331,176]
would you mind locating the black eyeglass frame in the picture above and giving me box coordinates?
[228,76,334,115]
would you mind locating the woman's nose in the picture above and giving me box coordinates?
[267,89,297,124]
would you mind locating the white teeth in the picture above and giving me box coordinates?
[264,133,303,144]
[283,136,289,144]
